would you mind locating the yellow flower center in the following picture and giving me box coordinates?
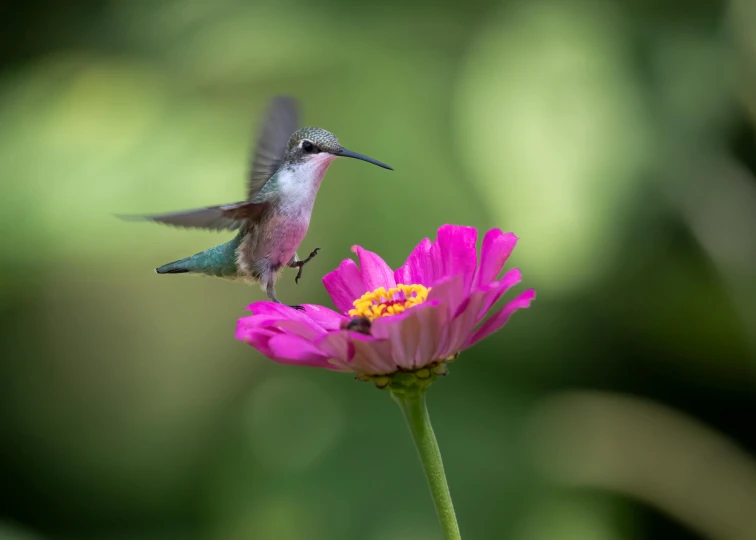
[348,284,430,321]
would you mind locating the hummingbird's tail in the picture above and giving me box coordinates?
[154,233,244,278]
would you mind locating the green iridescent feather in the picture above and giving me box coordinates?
[155,233,242,278]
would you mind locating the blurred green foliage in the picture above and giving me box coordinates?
[2,0,756,538]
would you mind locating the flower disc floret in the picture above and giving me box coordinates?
[348,284,430,320]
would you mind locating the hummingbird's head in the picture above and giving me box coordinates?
[285,127,393,170]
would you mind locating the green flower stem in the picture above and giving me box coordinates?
[392,391,462,540]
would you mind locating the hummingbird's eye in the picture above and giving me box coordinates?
[301,140,317,153]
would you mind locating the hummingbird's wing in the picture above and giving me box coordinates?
[117,201,270,232]
[247,96,299,200]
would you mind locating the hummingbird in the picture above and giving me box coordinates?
[120,96,392,309]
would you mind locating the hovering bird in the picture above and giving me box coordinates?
[121,96,393,309]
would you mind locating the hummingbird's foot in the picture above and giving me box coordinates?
[291,248,321,285]
[288,304,306,311]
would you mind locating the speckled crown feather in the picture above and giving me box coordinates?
[286,127,341,153]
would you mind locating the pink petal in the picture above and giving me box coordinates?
[351,245,396,291]
[236,314,280,335]
[371,301,448,369]
[267,334,337,369]
[474,229,518,288]
[463,289,536,348]
[319,331,391,374]
[238,308,329,339]
[348,334,397,375]
[370,305,420,370]
[475,268,522,321]
[299,304,348,330]
[394,237,433,286]
[428,225,479,292]
[237,314,294,330]
[323,258,367,314]
[441,291,490,356]
[247,301,312,321]
[440,269,520,355]
[415,303,452,363]
[426,274,466,318]
[435,269,523,355]
[316,332,354,364]
[270,319,324,340]
[235,325,278,356]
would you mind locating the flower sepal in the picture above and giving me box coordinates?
[356,361,450,393]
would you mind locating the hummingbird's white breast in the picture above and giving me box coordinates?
[267,153,337,265]
[278,153,337,212]
[238,153,338,283]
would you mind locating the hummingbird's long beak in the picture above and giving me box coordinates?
[336,148,393,170]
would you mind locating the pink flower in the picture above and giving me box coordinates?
[236,225,535,379]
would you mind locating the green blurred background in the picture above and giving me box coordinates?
[2,0,756,538]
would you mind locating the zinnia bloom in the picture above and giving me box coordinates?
[236,224,534,385]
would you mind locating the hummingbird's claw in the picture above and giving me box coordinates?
[289,304,306,311]
[292,247,321,285]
